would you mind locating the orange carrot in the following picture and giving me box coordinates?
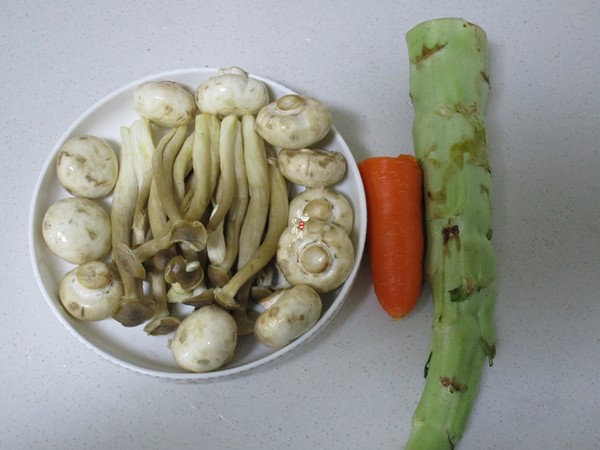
[358,154,424,319]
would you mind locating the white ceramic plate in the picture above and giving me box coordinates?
[29,68,367,381]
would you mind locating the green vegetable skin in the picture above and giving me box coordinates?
[405,18,496,449]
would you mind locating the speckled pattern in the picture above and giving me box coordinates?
[2,1,600,449]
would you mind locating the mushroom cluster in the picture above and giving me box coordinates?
[41,66,356,373]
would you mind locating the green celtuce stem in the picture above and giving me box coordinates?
[405,18,496,449]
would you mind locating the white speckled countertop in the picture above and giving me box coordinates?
[2,1,599,449]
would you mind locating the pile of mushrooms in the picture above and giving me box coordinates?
[43,136,120,320]
[41,66,356,372]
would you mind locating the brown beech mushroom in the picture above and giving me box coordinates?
[164,255,204,292]
[277,148,347,188]
[182,288,216,309]
[288,187,354,235]
[59,261,123,321]
[255,94,332,149]
[110,123,154,327]
[113,219,207,279]
[212,158,289,310]
[277,219,354,293]
[143,270,181,336]
[141,247,181,336]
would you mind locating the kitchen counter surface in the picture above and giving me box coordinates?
[2,1,599,449]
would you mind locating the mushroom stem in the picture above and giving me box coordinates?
[59,262,123,321]
[185,113,220,221]
[172,130,195,204]
[182,288,216,309]
[275,94,306,115]
[208,118,249,287]
[143,270,181,336]
[130,118,156,246]
[249,262,291,302]
[110,125,154,327]
[148,179,168,236]
[208,117,221,207]
[277,219,355,293]
[213,157,289,309]
[206,213,226,266]
[206,115,240,232]
[235,114,270,306]
[238,115,270,268]
[173,131,207,261]
[147,195,191,332]
[152,125,188,222]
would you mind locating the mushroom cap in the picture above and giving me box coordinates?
[133,80,196,128]
[110,297,154,327]
[255,94,332,149]
[42,197,111,265]
[165,255,204,291]
[254,284,322,348]
[277,148,347,188]
[59,261,123,321]
[289,187,354,235]
[207,264,231,288]
[171,305,237,373]
[277,219,355,293]
[195,67,269,117]
[56,135,118,199]
[171,220,208,252]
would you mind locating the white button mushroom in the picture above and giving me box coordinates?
[133,80,196,128]
[195,67,269,117]
[255,94,332,149]
[254,284,322,349]
[171,305,237,373]
[289,187,354,235]
[56,135,118,199]
[42,197,112,264]
[277,148,347,187]
[277,219,355,293]
[59,261,123,321]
